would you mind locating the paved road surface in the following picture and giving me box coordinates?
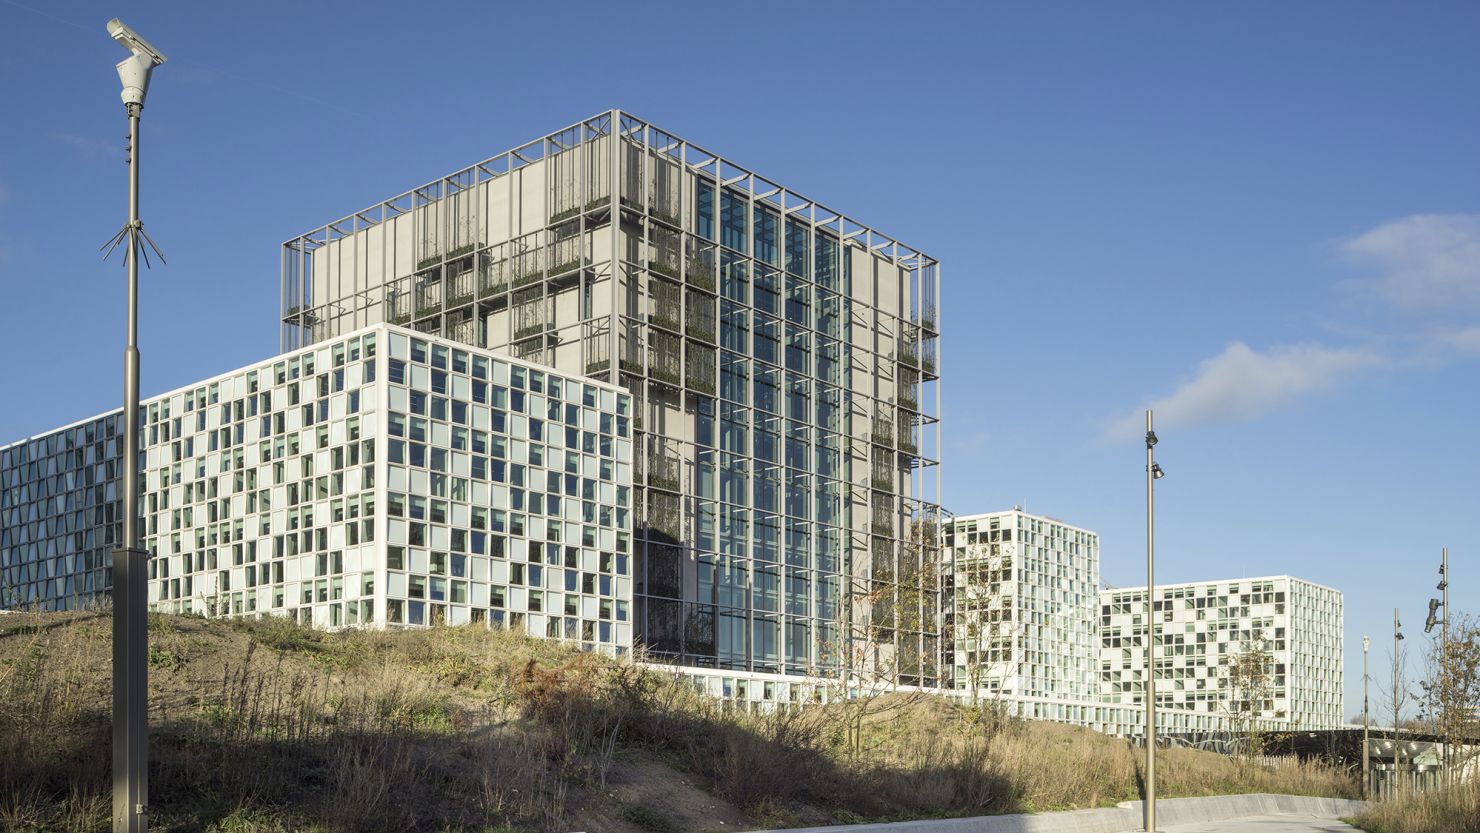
[1160,815,1362,832]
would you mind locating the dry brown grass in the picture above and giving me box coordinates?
[0,612,1358,832]
[1352,781,1480,833]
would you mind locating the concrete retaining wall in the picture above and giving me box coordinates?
[740,793,1370,833]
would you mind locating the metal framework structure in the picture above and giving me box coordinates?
[280,110,945,684]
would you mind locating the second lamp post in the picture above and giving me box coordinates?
[1144,410,1165,832]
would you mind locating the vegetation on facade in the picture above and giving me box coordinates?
[0,611,1360,833]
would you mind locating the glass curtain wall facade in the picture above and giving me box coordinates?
[1,325,635,654]
[280,111,945,685]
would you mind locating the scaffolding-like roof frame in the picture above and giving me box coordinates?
[283,109,938,271]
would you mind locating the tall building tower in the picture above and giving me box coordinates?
[944,509,1100,702]
[279,111,945,684]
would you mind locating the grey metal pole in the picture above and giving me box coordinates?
[113,100,149,833]
[1362,635,1370,798]
[111,99,149,833]
[1393,607,1402,797]
[1144,409,1156,833]
[102,24,162,826]
[1440,547,1448,786]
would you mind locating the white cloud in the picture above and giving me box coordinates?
[1436,325,1480,356]
[1341,213,1480,310]
[52,133,127,161]
[1106,341,1383,440]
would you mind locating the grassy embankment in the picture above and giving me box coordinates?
[0,611,1357,833]
[1351,782,1480,833]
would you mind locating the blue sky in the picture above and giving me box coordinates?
[3,1,1478,720]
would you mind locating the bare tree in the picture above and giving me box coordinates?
[1420,612,1480,784]
[1389,635,1412,792]
[950,541,1022,716]
[1222,636,1276,758]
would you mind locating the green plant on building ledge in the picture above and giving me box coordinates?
[921,308,938,332]
[651,367,681,387]
[648,508,681,539]
[446,294,475,309]
[686,269,716,294]
[512,272,543,289]
[415,305,442,319]
[649,261,680,281]
[686,375,715,396]
[549,206,582,224]
[513,324,549,342]
[649,473,680,493]
[650,315,680,333]
[548,260,582,278]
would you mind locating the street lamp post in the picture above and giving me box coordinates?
[1394,608,1404,797]
[1144,410,1164,833]
[1428,549,1449,784]
[1362,635,1370,798]
[102,18,166,833]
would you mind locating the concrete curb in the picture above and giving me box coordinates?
[740,793,1370,833]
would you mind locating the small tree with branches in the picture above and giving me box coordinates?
[1223,636,1276,759]
[1421,612,1480,785]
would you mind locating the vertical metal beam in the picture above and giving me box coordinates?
[279,242,288,352]
[1144,408,1156,833]
[114,102,150,833]
[1440,546,1448,784]
[1393,606,1403,795]
[934,261,943,680]
[1362,635,1370,797]
[608,110,621,387]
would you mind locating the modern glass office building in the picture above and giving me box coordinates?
[279,110,945,684]
[944,509,1100,701]
[0,325,635,650]
[1099,576,1345,730]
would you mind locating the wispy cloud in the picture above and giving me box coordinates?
[1341,213,1480,311]
[1107,213,1480,441]
[1105,342,1383,440]
[51,132,127,161]
[1435,325,1480,356]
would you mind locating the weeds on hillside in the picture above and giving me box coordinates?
[0,612,1359,832]
[1353,781,1480,833]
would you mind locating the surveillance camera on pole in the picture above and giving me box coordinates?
[107,19,167,110]
[102,19,165,833]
